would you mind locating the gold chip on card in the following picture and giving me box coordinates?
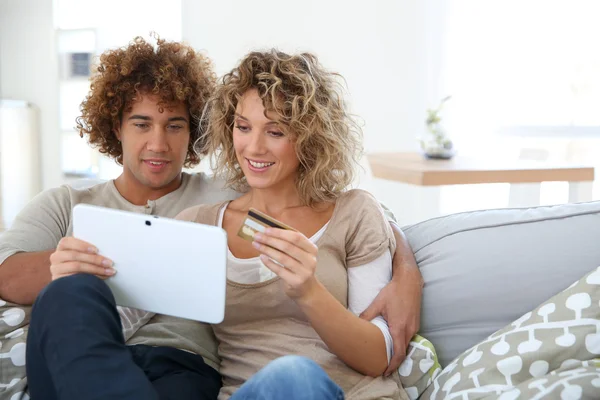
[237,208,296,242]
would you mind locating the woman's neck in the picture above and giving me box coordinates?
[237,183,304,216]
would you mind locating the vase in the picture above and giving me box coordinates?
[419,123,455,160]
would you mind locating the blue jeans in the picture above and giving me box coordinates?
[231,355,344,400]
[26,274,221,400]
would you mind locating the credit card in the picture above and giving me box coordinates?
[237,208,296,242]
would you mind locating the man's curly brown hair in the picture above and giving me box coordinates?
[199,49,363,206]
[76,35,216,167]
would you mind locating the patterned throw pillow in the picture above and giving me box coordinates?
[0,299,30,400]
[422,266,600,399]
[398,334,441,399]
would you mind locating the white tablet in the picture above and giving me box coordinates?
[72,204,227,323]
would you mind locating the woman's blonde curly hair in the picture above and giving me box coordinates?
[198,49,363,206]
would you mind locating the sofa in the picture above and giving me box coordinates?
[405,200,600,398]
[2,198,600,399]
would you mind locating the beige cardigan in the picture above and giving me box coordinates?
[178,189,408,400]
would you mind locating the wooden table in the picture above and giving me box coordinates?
[368,152,595,219]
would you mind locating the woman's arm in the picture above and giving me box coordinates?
[295,280,389,377]
[360,223,423,374]
[253,228,389,377]
[297,252,396,377]
[348,252,394,363]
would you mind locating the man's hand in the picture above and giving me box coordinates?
[50,237,115,280]
[360,275,422,375]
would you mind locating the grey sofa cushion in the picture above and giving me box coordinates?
[404,201,600,367]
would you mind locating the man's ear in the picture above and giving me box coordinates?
[113,125,122,142]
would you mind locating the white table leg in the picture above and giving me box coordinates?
[568,181,593,203]
[508,183,542,208]
[412,186,442,224]
[370,180,441,225]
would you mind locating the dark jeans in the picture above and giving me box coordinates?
[26,274,221,400]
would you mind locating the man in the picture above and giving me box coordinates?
[0,37,423,399]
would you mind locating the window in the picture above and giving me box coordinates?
[442,0,600,141]
[438,0,600,213]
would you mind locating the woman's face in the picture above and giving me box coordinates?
[233,89,300,191]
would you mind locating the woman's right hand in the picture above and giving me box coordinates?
[50,237,115,280]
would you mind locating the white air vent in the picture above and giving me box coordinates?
[60,52,92,79]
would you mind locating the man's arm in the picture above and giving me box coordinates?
[0,187,72,304]
[0,250,53,304]
[360,214,424,375]
[390,223,422,286]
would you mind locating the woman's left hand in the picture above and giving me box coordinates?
[252,228,319,300]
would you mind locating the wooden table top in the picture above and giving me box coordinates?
[367,152,595,186]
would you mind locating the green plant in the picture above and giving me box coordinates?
[425,95,452,126]
[419,96,454,157]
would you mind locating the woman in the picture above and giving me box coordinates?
[177,50,407,400]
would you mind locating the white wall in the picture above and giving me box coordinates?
[183,0,429,152]
[0,0,445,224]
[0,101,41,228]
[0,0,60,190]
[182,0,445,223]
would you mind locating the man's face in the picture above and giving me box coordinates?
[115,94,190,192]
